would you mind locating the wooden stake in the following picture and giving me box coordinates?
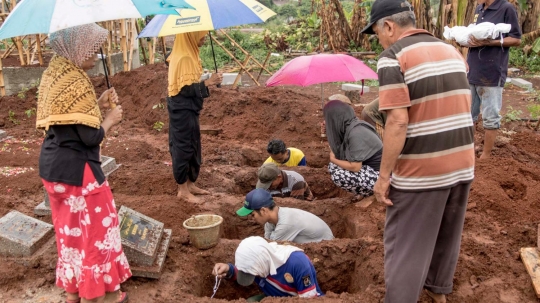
[120,19,128,71]
[148,38,155,64]
[135,20,149,65]
[209,35,260,86]
[257,52,272,82]
[233,55,251,87]
[14,37,25,66]
[127,20,135,71]
[521,247,540,298]
[36,34,43,66]
[219,30,273,76]
[159,37,166,61]
[0,58,5,97]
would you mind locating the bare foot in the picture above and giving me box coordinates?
[177,190,200,203]
[478,152,491,161]
[425,289,446,303]
[188,183,211,195]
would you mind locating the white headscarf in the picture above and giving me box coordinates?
[235,236,303,277]
[49,23,108,67]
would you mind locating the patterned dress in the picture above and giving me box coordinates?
[42,164,131,299]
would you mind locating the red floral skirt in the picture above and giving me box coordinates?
[42,164,132,300]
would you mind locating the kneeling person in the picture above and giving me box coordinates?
[257,163,313,201]
[237,189,334,244]
[213,236,323,301]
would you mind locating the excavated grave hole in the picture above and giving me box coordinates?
[187,239,379,300]
[211,198,379,241]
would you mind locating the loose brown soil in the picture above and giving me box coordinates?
[0,63,539,303]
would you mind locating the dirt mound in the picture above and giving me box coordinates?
[1,64,540,302]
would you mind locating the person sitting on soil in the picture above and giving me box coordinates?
[256,163,314,201]
[36,24,130,303]
[360,97,386,139]
[264,139,306,167]
[213,236,324,301]
[167,31,223,203]
[324,100,383,197]
[236,189,334,243]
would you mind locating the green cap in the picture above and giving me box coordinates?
[236,189,274,217]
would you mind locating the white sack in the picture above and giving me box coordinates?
[443,22,511,47]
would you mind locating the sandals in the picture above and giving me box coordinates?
[117,291,129,303]
[65,292,128,303]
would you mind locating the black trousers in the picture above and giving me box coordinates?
[168,95,201,185]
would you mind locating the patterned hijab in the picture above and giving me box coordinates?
[36,23,107,130]
[49,23,108,67]
[167,31,208,97]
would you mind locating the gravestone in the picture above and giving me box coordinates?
[117,206,172,279]
[34,155,121,216]
[0,130,6,140]
[0,210,54,257]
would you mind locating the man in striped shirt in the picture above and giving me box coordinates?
[362,0,475,302]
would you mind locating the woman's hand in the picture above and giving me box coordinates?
[204,73,223,87]
[104,105,123,126]
[98,87,118,109]
[212,263,230,278]
[329,151,336,162]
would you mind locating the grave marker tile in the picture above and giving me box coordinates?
[118,206,164,266]
[0,130,6,140]
[130,229,172,279]
[0,211,54,257]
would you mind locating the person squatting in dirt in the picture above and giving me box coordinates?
[364,0,475,302]
[324,100,383,197]
[360,98,386,139]
[212,236,324,301]
[256,163,314,200]
[236,189,334,244]
[167,31,223,203]
[36,23,130,303]
[264,139,307,167]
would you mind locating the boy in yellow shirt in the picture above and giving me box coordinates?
[264,139,306,167]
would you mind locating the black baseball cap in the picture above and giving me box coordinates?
[361,0,414,35]
[236,189,275,216]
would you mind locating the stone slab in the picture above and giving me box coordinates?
[0,129,6,140]
[341,83,370,93]
[130,229,172,279]
[511,78,533,89]
[200,125,222,136]
[35,155,120,216]
[222,73,241,85]
[0,210,54,257]
[118,206,164,266]
[3,236,55,267]
[508,67,521,73]
[100,155,121,177]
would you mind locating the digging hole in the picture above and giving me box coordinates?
[215,203,374,240]
[191,239,376,300]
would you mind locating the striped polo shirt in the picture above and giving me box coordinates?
[378,29,475,191]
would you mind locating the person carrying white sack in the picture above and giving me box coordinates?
[453,0,521,160]
[443,22,511,47]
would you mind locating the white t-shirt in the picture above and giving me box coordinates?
[264,207,334,244]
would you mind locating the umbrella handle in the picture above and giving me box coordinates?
[208,32,221,88]
[99,47,115,109]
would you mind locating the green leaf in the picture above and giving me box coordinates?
[533,37,540,54]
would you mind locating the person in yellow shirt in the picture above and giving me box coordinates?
[264,139,306,167]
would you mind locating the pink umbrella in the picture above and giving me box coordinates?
[267,54,378,87]
[266,54,378,107]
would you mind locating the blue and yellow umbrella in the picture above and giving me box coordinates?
[138,0,276,37]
